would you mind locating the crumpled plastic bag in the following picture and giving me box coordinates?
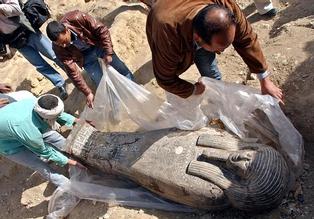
[160,91,208,130]
[81,61,208,131]
[47,186,80,219]
[47,167,193,219]
[199,77,304,181]
[48,61,303,218]
[81,65,164,131]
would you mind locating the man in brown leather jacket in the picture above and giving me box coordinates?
[46,10,134,108]
[144,0,283,104]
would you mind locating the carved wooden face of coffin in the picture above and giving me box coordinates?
[187,144,290,211]
[226,150,255,179]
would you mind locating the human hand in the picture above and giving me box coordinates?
[74,118,81,124]
[68,159,87,170]
[0,98,9,108]
[193,81,206,95]
[260,77,284,105]
[0,83,12,93]
[86,93,95,109]
[103,55,113,66]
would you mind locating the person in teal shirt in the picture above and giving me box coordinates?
[0,93,84,186]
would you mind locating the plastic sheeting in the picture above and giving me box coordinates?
[81,64,208,131]
[48,61,303,218]
[200,78,303,177]
[47,167,193,219]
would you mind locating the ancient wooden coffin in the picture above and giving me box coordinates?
[65,123,290,211]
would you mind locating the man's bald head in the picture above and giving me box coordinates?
[193,4,236,44]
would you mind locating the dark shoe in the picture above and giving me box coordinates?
[58,84,68,101]
[263,8,277,18]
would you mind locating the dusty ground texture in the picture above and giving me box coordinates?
[0,0,313,218]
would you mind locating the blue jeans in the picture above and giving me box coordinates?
[18,31,65,88]
[82,46,134,87]
[4,130,69,187]
[194,48,221,80]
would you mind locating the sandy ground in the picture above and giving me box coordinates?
[0,0,314,218]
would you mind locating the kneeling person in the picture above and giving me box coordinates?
[46,10,134,108]
[0,94,84,186]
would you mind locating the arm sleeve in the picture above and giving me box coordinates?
[0,0,23,17]
[149,23,195,98]
[63,59,92,96]
[53,45,92,96]
[79,12,113,56]
[226,0,268,73]
[57,112,76,127]
[13,123,69,166]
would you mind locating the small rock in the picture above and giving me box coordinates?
[285,2,289,6]
[238,71,245,75]
[246,73,257,80]
[139,209,144,214]
[282,59,288,66]
[103,213,110,219]
[32,87,43,96]
[30,79,39,88]
[36,75,44,81]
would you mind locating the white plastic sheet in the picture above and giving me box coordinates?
[199,77,303,178]
[81,63,208,131]
[47,167,193,218]
[48,61,303,218]
[81,64,165,131]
